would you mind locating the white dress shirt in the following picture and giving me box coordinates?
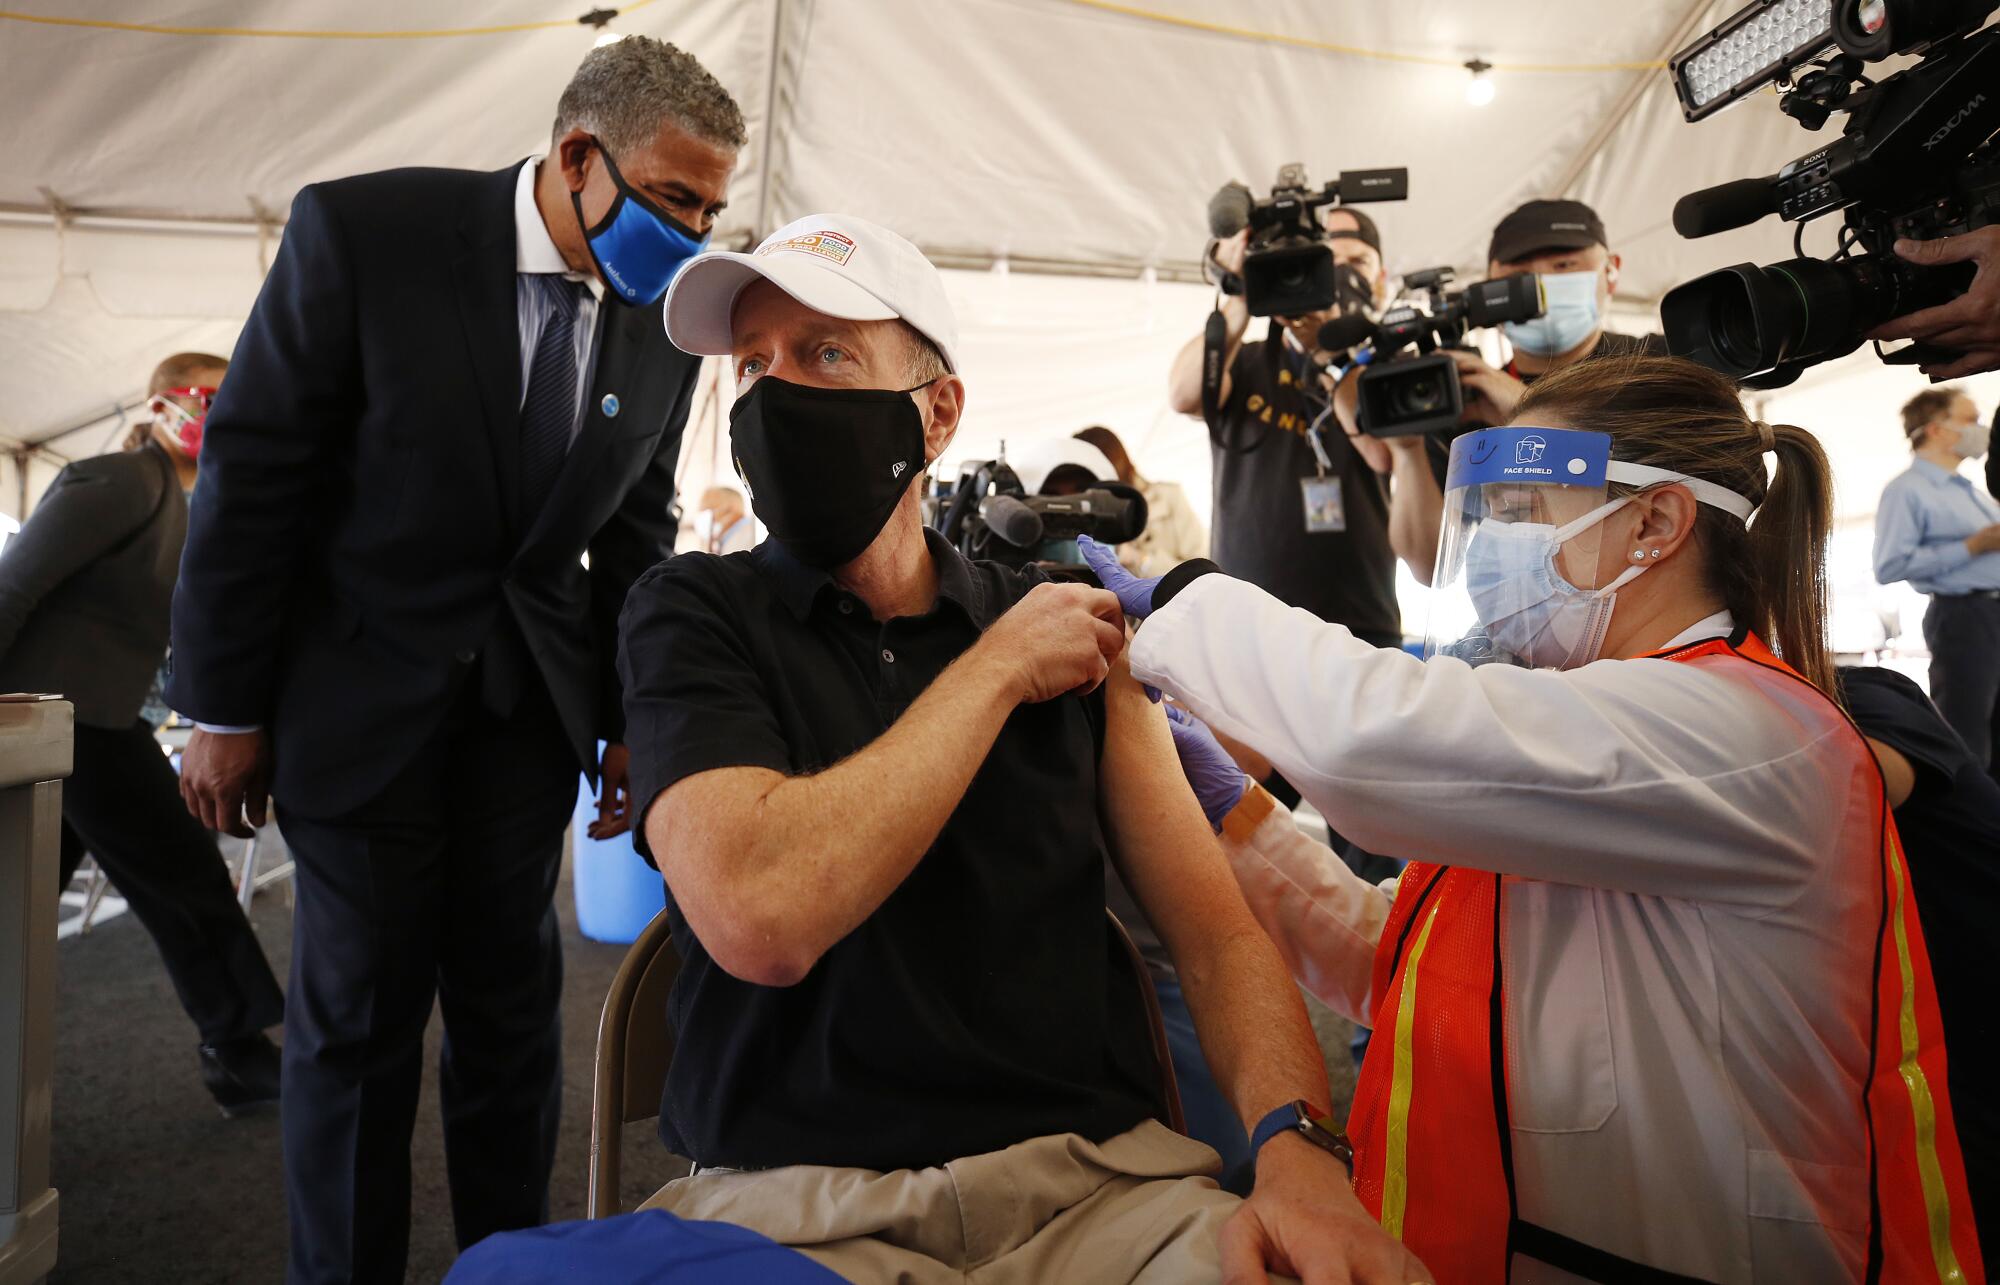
[1133,576,1894,1282]
[512,156,603,440]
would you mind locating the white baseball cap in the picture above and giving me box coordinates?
[664,213,960,373]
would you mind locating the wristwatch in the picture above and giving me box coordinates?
[1250,1099,1354,1173]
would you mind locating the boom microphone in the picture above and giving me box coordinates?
[1316,314,1377,353]
[979,495,1045,549]
[1673,177,1780,239]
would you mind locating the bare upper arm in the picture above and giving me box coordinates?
[1864,736,1917,809]
[1097,657,1263,968]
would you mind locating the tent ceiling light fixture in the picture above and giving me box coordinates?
[1463,58,1495,106]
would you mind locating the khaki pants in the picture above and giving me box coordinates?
[641,1120,1250,1283]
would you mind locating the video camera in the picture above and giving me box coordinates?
[930,453,1149,576]
[1333,267,1547,437]
[1661,0,2000,388]
[1207,163,1408,316]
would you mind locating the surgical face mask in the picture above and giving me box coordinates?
[1462,495,1643,669]
[153,386,216,457]
[728,376,930,569]
[572,138,707,307]
[1502,269,1602,357]
[1953,416,1991,460]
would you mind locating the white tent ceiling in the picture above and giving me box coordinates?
[1,0,1993,554]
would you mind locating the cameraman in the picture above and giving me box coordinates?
[1166,208,1400,645]
[1338,199,1665,583]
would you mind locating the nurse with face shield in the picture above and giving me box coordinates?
[1080,355,1984,1284]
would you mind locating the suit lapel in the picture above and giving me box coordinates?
[453,166,526,536]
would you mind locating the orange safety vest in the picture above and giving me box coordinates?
[1345,633,1985,1284]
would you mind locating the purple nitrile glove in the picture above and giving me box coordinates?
[1077,535,1160,620]
[1164,704,1247,832]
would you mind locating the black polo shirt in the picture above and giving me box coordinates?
[1836,666,2000,1246]
[616,528,1158,1173]
[1210,333,1399,643]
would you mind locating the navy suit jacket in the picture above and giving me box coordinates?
[169,164,700,818]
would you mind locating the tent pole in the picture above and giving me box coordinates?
[750,0,789,240]
[1551,0,1717,200]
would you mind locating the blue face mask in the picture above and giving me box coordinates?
[1461,495,1643,669]
[1502,269,1602,357]
[572,137,708,307]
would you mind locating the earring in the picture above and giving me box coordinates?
[1648,548,1662,559]
[1631,550,1646,561]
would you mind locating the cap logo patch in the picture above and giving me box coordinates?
[762,230,857,266]
[1550,221,1588,231]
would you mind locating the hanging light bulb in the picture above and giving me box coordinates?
[594,29,626,47]
[1464,58,1496,107]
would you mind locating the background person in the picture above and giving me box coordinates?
[0,351,284,1115]
[1873,386,2000,780]
[1072,425,1207,576]
[1086,355,1985,1281]
[622,213,1428,1284]
[1838,663,2000,1256]
[1337,197,1665,584]
[1165,207,1398,643]
[693,484,756,554]
[166,38,742,1282]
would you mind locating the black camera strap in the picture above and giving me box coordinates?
[1200,301,1229,432]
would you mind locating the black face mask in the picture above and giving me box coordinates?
[729,376,931,569]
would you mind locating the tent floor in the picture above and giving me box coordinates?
[49,847,1357,1282]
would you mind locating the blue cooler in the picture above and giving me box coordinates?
[571,749,667,944]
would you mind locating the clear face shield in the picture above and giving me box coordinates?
[1424,425,1757,670]
[1425,426,1628,670]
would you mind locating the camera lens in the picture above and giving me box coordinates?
[1393,375,1447,418]
[1663,257,1881,382]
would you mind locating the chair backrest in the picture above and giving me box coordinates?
[585,906,1185,1219]
[585,908,680,1219]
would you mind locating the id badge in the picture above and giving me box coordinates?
[1301,476,1346,533]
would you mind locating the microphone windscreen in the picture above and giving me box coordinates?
[1316,314,1376,353]
[1673,178,1778,239]
[1207,183,1254,239]
[980,494,1045,549]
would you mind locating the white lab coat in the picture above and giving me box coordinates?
[1131,574,1891,1284]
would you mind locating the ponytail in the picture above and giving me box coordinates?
[1742,423,1836,695]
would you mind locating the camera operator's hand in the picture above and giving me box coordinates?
[1077,535,1161,619]
[1448,349,1527,424]
[972,581,1127,703]
[1212,228,1250,281]
[1866,229,2000,378]
[1326,366,1394,475]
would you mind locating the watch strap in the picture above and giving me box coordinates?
[1250,1100,1354,1170]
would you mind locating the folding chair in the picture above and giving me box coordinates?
[585,907,1184,1219]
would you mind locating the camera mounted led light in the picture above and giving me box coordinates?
[1671,0,1835,120]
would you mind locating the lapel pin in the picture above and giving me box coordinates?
[601,393,621,419]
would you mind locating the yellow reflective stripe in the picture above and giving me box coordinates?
[1886,833,1966,1284]
[1380,900,1442,1240]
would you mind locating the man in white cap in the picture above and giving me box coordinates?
[616,215,1427,1282]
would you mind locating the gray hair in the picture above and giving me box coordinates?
[552,36,747,156]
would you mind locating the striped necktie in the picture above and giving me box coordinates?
[520,274,582,516]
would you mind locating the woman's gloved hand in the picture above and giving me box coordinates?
[1077,535,1160,620]
[1165,704,1247,832]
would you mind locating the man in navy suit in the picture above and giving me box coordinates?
[168,38,743,1282]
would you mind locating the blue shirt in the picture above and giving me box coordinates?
[1872,458,2000,594]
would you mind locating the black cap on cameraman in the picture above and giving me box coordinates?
[1487,198,1607,265]
[1323,206,1381,257]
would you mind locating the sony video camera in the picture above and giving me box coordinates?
[930,455,1149,576]
[1207,163,1407,316]
[1661,0,2000,388]
[1337,267,1547,437]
